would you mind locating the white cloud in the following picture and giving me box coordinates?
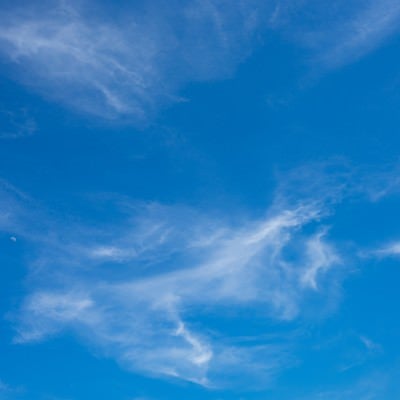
[301,371,389,400]
[0,379,24,400]
[5,163,399,387]
[274,0,400,70]
[0,0,272,120]
[6,189,342,386]
[15,291,93,343]
[0,108,36,139]
[1,1,399,121]
[318,0,400,69]
[373,242,400,257]
[363,236,400,259]
[360,335,381,352]
[301,230,340,290]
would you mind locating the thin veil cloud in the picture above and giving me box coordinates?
[1,1,400,120]
[0,171,348,386]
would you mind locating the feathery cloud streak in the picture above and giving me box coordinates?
[269,0,400,69]
[4,161,400,386]
[0,175,345,387]
[1,1,400,119]
[0,0,271,119]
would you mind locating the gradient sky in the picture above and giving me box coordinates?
[1,1,400,399]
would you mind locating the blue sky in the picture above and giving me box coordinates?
[1,1,400,399]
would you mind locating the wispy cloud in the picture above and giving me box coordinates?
[316,0,400,69]
[371,241,400,258]
[0,0,272,120]
[3,162,400,387]
[360,335,381,352]
[302,370,390,400]
[0,381,9,392]
[362,234,400,259]
[0,379,24,400]
[273,0,400,70]
[0,171,347,387]
[322,0,400,66]
[1,1,399,120]
[0,108,36,139]
[13,203,339,386]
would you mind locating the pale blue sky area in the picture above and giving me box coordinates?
[1,1,400,399]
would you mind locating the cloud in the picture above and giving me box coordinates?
[317,0,400,69]
[0,0,272,120]
[273,0,400,70]
[3,162,399,387]
[0,179,34,234]
[0,379,24,400]
[301,371,390,400]
[1,1,399,121]
[360,335,381,352]
[0,175,347,387]
[300,229,340,289]
[363,235,400,259]
[0,108,36,139]
[372,241,400,258]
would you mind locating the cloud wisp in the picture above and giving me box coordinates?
[314,0,400,69]
[3,160,400,387]
[0,108,36,139]
[272,0,400,70]
[0,0,271,120]
[0,176,346,387]
[1,1,400,120]
[369,241,400,259]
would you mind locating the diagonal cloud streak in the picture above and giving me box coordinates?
[4,161,400,386]
[2,1,400,120]
[0,0,272,120]
[0,174,346,387]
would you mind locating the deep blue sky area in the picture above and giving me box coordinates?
[1,1,400,399]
